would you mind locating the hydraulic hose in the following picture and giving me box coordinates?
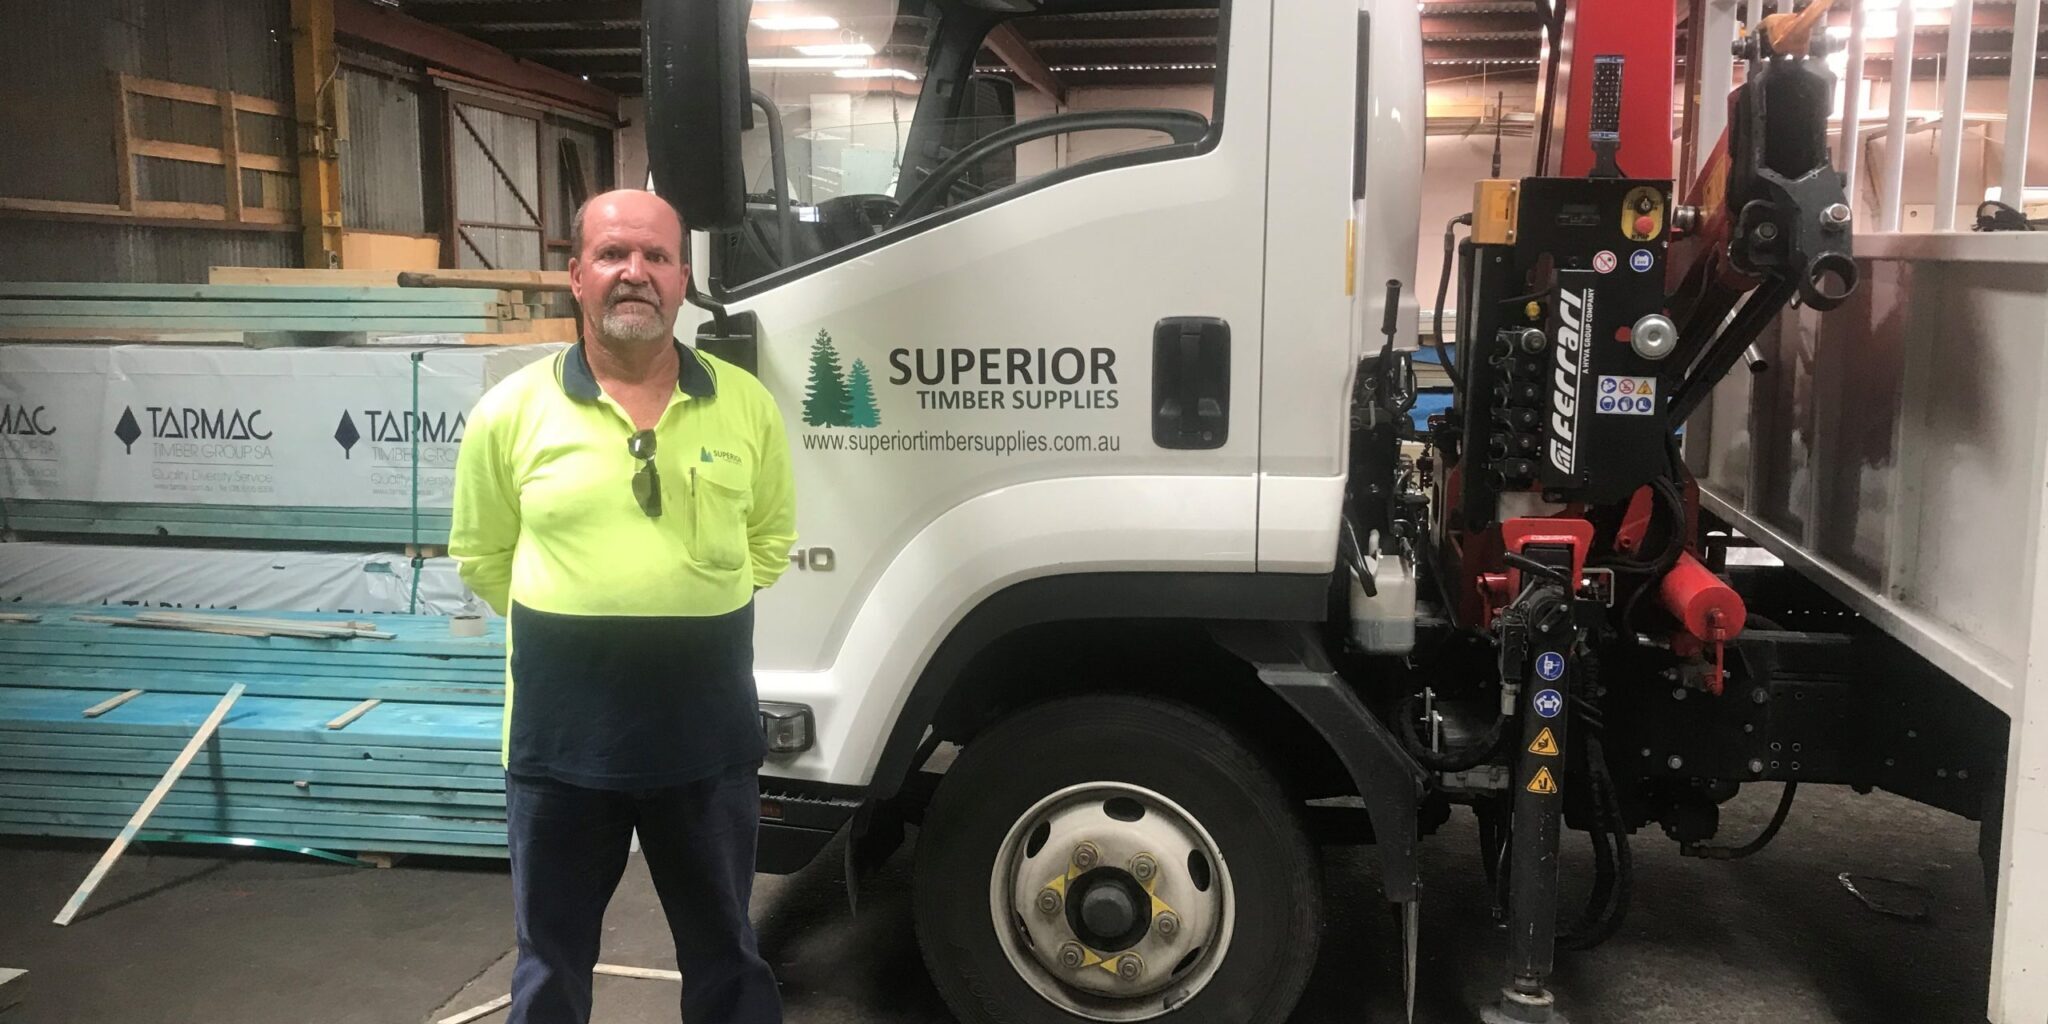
[1685,782,1800,861]
[1433,214,1471,390]
[1557,730,1632,949]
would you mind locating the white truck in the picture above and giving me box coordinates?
[634,0,2048,1022]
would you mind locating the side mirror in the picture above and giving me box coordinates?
[643,0,750,230]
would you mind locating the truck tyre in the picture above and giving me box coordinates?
[914,694,1322,1023]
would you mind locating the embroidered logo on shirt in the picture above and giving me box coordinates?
[703,447,742,466]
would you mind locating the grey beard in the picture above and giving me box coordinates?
[599,304,668,345]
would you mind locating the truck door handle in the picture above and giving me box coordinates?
[1153,317,1230,450]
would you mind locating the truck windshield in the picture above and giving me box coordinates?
[711,0,1221,294]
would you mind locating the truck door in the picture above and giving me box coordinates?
[702,0,1272,785]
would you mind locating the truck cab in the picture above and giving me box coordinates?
[648,0,1424,1019]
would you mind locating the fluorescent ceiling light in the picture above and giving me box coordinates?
[749,56,869,69]
[835,67,919,80]
[796,42,877,57]
[752,16,840,30]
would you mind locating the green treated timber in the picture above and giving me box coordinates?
[0,637,502,665]
[0,650,504,679]
[0,756,507,791]
[0,796,505,832]
[0,809,507,847]
[0,785,504,822]
[0,315,505,332]
[0,730,500,764]
[0,688,503,747]
[0,713,502,751]
[4,822,507,860]
[1,653,502,684]
[0,517,453,545]
[0,743,510,779]
[0,771,505,807]
[0,300,510,319]
[0,741,507,776]
[2,502,455,528]
[0,283,514,303]
[4,630,499,663]
[0,605,494,642]
[5,626,502,660]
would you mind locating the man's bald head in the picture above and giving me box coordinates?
[568,189,690,350]
[570,189,685,260]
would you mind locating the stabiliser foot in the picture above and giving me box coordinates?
[1478,985,1567,1024]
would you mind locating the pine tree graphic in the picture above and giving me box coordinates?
[802,329,851,428]
[845,358,881,428]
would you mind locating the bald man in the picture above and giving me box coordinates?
[451,190,796,1024]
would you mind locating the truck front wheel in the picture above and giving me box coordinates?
[914,694,1322,1023]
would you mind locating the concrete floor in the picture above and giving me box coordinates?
[0,782,1994,1024]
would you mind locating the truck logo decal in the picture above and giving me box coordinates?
[1548,289,1586,474]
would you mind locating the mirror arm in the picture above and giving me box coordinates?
[750,90,799,268]
[687,276,733,337]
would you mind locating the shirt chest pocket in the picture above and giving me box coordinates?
[689,465,752,571]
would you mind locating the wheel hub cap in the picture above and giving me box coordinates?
[989,782,1236,1021]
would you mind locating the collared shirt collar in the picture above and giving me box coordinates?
[560,339,717,403]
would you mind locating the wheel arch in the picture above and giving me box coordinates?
[866,571,1425,902]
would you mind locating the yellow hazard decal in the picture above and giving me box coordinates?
[1528,728,1560,757]
[1526,766,1559,795]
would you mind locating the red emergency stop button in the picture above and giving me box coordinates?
[1635,214,1656,238]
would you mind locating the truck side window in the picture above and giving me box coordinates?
[709,0,1224,296]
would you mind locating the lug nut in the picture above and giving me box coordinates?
[1059,942,1087,969]
[1117,954,1144,981]
[1156,911,1181,937]
[1037,888,1062,915]
[1823,203,1852,226]
[1130,854,1158,883]
[1072,842,1100,870]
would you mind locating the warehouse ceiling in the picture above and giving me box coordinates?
[394,0,2043,97]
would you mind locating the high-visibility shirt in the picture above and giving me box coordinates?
[450,340,797,788]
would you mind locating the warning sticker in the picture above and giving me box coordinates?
[1528,727,1560,757]
[1526,766,1559,795]
[1592,250,1618,274]
[1595,375,1657,416]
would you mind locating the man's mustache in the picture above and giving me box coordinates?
[607,289,659,309]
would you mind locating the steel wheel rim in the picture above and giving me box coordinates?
[987,780,1236,1021]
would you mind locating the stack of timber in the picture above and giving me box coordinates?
[1,503,456,547]
[208,266,578,347]
[0,606,511,858]
[0,282,572,347]
[0,341,558,548]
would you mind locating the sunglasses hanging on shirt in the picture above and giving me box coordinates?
[628,429,662,518]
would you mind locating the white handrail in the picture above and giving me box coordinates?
[1934,0,1976,230]
[1839,0,1867,204]
[2004,0,2042,211]
[1879,1,1915,230]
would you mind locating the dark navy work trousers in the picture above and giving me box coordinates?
[505,766,783,1024]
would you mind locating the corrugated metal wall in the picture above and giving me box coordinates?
[450,102,544,270]
[543,119,613,270]
[0,0,295,281]
[0,221,296,283]
[341,68,428,235]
